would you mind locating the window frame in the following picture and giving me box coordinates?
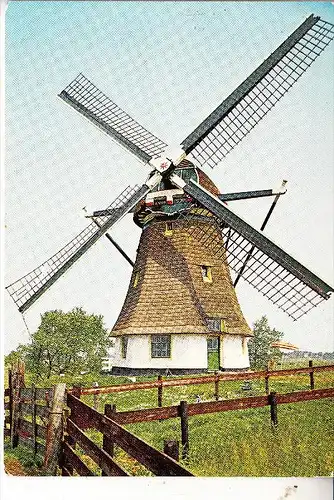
[207,318,221,331]
[164,221,173,236]
[151,335,171,358]
[207,336,219,352]
[201,265,213,283]
[133,272,139,288]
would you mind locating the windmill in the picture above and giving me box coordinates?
[6,14,334,374]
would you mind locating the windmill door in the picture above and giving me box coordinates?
[207,337,220,371]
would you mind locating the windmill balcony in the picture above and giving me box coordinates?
[145,188,185,207]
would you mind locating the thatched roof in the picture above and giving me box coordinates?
[112,218,252,337]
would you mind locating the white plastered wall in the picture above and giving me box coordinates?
[113,334,207,369]
[220,335,250,369]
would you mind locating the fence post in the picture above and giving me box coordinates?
[11,386,20,448]
[102,403,117,476]
[92,382,99,410]
[265,363,270,395]
[60,409,75,476]
[179,400,189,460]
[72,384,82,399]
[164,440,179,461]
[8,369,13,443]
[214,371,219,401]
[158,375,163,407]
[309,360,315,390]
[31,384,37,456]
[10,362,24,449]
[268,391,278,429]
[44,383,66,476]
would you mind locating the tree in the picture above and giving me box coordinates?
[5,344,29,368]
[23,307,112,379]
[248,315,284,369]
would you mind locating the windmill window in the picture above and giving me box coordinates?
[121,337,128,358]
[207,318,221,331]
[133,272,139,288]
[165,221,173,236]
[201,265,212,283]
[207,337,219,352]
[151,335,171,358]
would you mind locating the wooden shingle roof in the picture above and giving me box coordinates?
[112,218,252,337]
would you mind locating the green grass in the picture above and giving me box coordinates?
[4,363,334,477]
[4,443,45,476]
[124,399,334,476]
[77,367,334,476]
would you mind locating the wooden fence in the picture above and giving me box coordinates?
[93,387,334,425]
[4,361,334,476]
[70,386,334,461]
[63,392,193,476]
[4,363,193,476]
[72,362,334,408]
[4,362,67,475]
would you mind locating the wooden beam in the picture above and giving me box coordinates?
[164,440,179,462]
[76,364,334,396]
[158,375,163,408]
[179,401,189,460]
[67,394,193,476]
[67,419,128,476]
[102,404,117,476]
[269,392,278,428]
[309,360,315,390]
[44,383,66,476]
[63,441,95,476]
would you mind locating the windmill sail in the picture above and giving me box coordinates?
[6,184,151,313]
[59,73,168,164]
[175,178,333,320]
[181,15,334,168]
[6,14,334,319]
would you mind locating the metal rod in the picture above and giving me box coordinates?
[92,219,134,267]
[233,180,287,287]
[104,232,134,267]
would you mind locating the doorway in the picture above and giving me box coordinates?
[207,336,220,371]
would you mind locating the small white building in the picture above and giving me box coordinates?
[111,333,250,375]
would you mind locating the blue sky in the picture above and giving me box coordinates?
[4,2,334,353]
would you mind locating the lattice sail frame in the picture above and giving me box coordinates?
[6,15,334,317]
[176,206,330,321]
[59,74,168,163]
[182,16,334,168]
[6,185,147,312]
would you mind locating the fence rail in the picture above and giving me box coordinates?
[4,361,334,477]
[73,363,334,397]
[73,387,334,427]
[66,418,129,476]
[66,393,194,476]
[65,384,334,469]
[3,362,58,474]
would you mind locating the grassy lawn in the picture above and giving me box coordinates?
[4,443,45,476]
[123,399,334,476]
[4,363,334,477]
[77,366,334,476]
